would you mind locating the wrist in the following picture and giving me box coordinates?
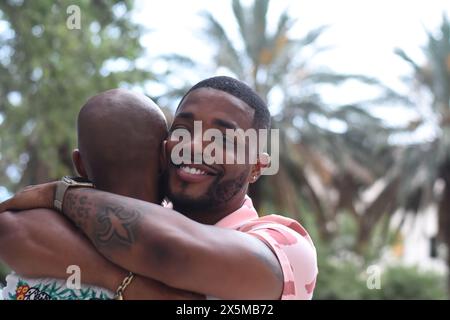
[100,267,128,292]
[54,176,94,212]
[47,182,59,209]
[113,271,136,300]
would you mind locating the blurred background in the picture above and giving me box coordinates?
[1,0,450,299]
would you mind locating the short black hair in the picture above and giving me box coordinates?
[178,76,271,130]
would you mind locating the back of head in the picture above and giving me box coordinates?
[77,89,167,196]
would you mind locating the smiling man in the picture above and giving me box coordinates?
[0,76,318,299]
[165,83,265,225]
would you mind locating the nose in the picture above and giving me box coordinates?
[191,128,204,164]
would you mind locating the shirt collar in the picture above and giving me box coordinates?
[215,195,259,229]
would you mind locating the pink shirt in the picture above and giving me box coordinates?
[215,196,318,300]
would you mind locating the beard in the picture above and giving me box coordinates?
[164,171,248,213]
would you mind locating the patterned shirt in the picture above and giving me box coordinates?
[0,273,113,300]
[215,195,318,299]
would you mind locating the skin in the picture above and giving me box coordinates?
[0,87,283,299]
[75,88,167,201]
[166,88,260,224]
[0,89,202,299]
[0,209,201,300]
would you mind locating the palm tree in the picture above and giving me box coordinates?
[201,0,398,248]
[391,14,450,292]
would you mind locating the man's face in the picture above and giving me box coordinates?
[165,87,256,211]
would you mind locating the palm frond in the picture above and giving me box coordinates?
[200,11,244,78]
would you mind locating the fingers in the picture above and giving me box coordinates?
[18,185,35,193]
[0,186,32,213]
[0,198,14,213]
[0,182,56,213]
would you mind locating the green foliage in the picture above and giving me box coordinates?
[0,0,151,191]
[311,211,448,300]
[374,266,447,300]
[389,13,450,291]
[314,257,368,300]
[314,246,448,300]
[391,14,450,212]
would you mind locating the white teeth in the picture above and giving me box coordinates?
[181,166,207,175]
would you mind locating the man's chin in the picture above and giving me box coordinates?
[168,192,214,212]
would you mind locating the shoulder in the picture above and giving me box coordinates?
[238,214,315,249]
[238,215,318,299]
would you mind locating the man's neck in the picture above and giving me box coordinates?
[98,183,159,204]
[93,170,160,204]
[174,192,247,225]
[112,187,159,203]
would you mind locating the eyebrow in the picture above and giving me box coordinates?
[212,118,238,130]
[175,112,194,120]
[176,112,239,129]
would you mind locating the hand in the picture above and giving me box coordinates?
[0,181,57,213]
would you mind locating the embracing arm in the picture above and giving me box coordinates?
[0,184,283,299]
[0,209,118,287]
[60,188,283,299]
[0,209,203,300]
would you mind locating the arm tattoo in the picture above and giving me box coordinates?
[64,192,91,230]
[62,189,142,253]
[94,205,141,247]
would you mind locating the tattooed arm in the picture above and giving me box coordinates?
[60,188,283,299]
[0,183,283,299]
[0,209,203,299]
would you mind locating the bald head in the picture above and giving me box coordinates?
[76,89,167,194]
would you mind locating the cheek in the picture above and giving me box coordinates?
[223,165,251,181]
[167,139,194,165]
[165,165,178,188]
[165,142,175,163]
[222,143,255,165]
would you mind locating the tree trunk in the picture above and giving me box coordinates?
[355,177,399,254]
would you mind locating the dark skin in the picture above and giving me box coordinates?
[0,88,283,299]
[0,89,202,299]
[76,88,166,201]
[166,88,260,224]
[0,209,201,300]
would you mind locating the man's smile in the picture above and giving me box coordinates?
[172,163,219,184]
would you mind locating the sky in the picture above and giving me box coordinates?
[1,0,449,201]
[133,0,449,130]
[133,0,449,86]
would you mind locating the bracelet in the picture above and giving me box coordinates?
[53,176,94,212]
[114,272,135,300]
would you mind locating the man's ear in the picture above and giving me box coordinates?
[249,152,270,184]
[72,149,88,178]
[159,140,168,174]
